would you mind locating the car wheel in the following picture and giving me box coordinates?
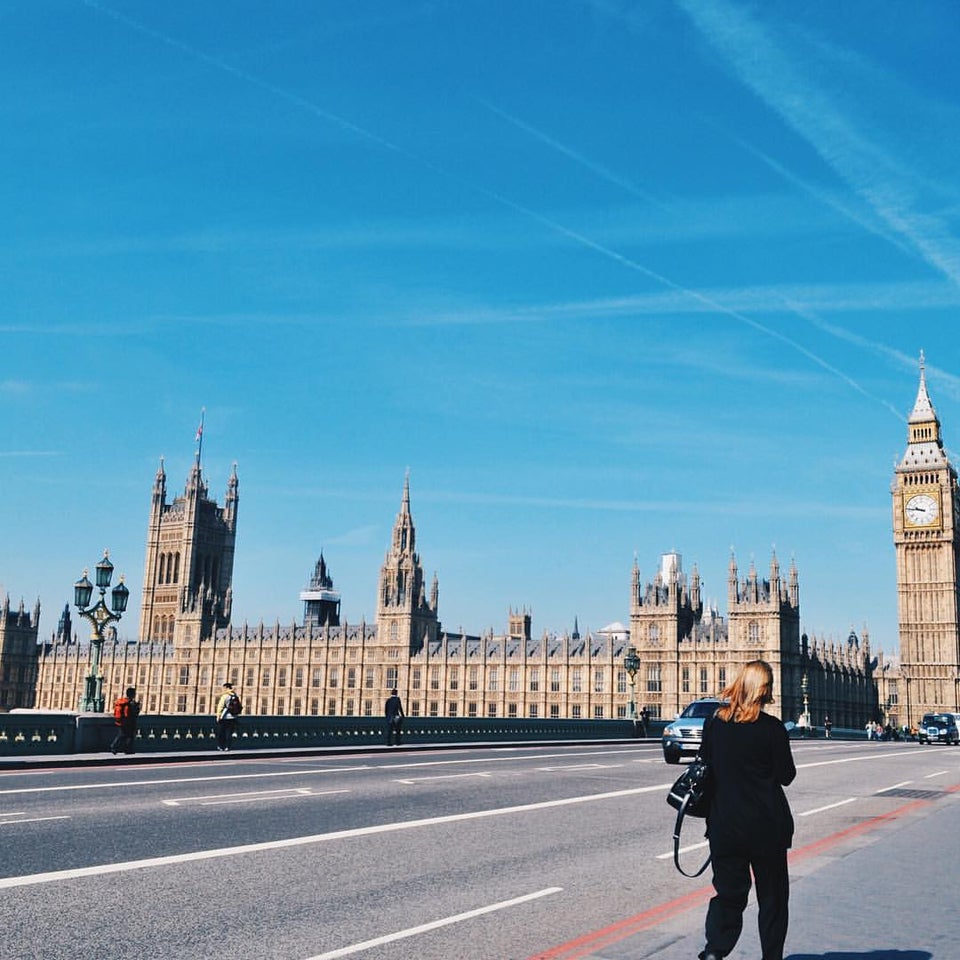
[663,746,681,765]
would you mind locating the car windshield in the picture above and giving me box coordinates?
[680,701,720,719]
[922,716,945,726]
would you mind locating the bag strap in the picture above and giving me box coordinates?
[672,792,712,878]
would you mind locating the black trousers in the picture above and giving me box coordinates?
[704,846,789,960]
[217,718,237,749]
[110,722,137,754]
[386,717,403,745]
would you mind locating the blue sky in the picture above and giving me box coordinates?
[3,1,960,656]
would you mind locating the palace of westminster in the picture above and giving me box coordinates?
[2,363,959,729]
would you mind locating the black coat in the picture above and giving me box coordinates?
[700,711,796,856]
[385,695,404,721]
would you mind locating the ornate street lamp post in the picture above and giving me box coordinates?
[74,551,130,713]
[800,671,810,736]
[623,645,641,722]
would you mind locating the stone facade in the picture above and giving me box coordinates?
[29,458,879,726]
[0,595,40,710]
[138,454,238,645]
[629,549,876,725]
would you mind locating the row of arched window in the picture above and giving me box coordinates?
[904,472,939,486]
[157,551,222,589]
[157,552,181,585]
[194,554,221,591]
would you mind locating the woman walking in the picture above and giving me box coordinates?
[698,659,796,960]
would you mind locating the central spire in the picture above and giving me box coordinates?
[393,471,415,555]
[909,350,937,424]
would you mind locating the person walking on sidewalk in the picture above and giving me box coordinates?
[215,682,242,751]
[385,688,404,746]
[111,687,141,755]
[698,659,796,960]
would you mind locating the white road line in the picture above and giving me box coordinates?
[303,887,563,959]
[924,770,949,779]
[0,816,71,826]
[798,797,857,817]
[796,749,915,770]
[656,840,708,860]
[537,764,623,771]
[164,787,310,806]
[0,767,373,797]
[163,787,346,806]
[394,773,493,785]
[876,780,912,793]
[200,792,325,806]
[0,782,671,889]
[0,748,651,797]
[0,811,26,817]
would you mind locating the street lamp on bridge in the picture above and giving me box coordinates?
[623,645,640,722]
[74,551,129,713]
[800,670,811,735]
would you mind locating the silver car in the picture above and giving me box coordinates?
[662,698,722,764]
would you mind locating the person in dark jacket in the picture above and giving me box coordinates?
[698,659,796,960]
[385,688,404,746]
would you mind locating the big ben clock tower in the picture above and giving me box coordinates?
[893,353,960,723]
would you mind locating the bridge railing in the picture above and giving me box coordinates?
[1,712,647,755]
[0,713,78,755]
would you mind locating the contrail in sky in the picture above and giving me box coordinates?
[778,303,906,421]
[702,120,918,261]
[797,313,960,402]
[80,0,418,161]
[81,0,896,418]
[677,0,960,288]
[475,97,676,213]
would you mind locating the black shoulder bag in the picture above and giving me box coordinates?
[666,757,713,877]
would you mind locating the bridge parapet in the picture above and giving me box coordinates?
[0,713,77,754]
[2,713,645,755]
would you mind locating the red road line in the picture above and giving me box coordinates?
[527,884,713,960]
[526,786,954,960]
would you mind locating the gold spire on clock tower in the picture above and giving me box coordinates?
[893,352,960,724]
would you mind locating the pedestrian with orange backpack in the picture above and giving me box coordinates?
[111,687,141,755]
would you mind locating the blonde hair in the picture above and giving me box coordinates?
[717,660,774,723]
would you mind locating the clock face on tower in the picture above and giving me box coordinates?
[904,493,939,526]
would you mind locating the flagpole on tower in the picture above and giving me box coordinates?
[195,408,205,465]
